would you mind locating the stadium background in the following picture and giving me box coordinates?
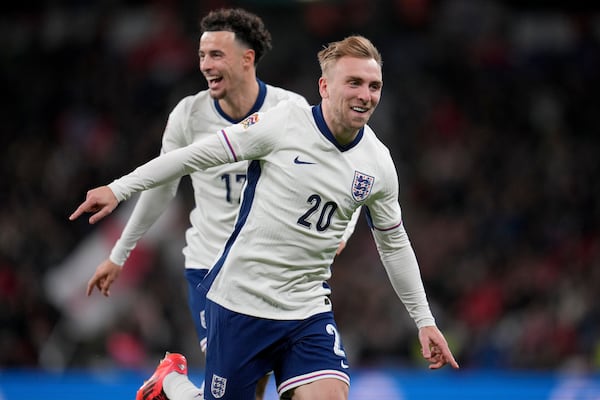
[1,0,599,398]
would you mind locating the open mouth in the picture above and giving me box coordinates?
[207,77,223,88]
[351,106,368,113]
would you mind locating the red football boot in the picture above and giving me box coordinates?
[136,352,188,400]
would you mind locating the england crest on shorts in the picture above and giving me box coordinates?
[351,171,374,202]
[211,374,227,398]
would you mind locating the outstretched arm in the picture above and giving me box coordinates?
[70,130,235,224]
[70,108,280,225]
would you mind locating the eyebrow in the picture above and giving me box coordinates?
[347,75,383,86]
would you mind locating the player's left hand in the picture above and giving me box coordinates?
[418,325,459,370]
[69,186,119,224]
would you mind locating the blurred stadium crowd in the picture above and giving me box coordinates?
[2,0,599,374]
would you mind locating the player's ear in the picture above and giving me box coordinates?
[318,76,329,99]
[243,48,255,67]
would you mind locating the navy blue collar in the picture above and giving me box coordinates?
[215,79,267,123]
[311,104,364,152]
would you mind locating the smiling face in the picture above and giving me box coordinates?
[198,31,254,100]
[319,56,383,144]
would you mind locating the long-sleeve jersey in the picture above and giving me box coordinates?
[109,100,435,328]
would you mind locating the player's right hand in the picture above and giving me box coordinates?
[69,186,118,224]
[87,259,122,297]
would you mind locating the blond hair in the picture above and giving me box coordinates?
[317,35,383,75]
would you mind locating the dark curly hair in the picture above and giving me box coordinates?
[200,8,272,65]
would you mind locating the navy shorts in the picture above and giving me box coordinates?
[204,299,350,399]
[184,268,210,352]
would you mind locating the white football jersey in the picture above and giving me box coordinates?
[109,80,308,269]
[110,101,435,327]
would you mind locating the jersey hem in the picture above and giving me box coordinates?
[206,295,333,321]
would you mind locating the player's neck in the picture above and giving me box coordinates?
[321,103,360,146]
[218,78,259,121]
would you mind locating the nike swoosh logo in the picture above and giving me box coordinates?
[341,360,349,369]
[294,156,316,165]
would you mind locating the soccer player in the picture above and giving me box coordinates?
[71,35,459,400]
[83,8,356,400]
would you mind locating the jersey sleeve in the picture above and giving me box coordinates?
[108,100,189,265]
[367,153,436,329]
[372,224,435,329]
[108,133,230,201]
[108,103,287,202]
[109,184,178,265]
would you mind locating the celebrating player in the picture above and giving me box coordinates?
[71,35,458,400]
[83,8,356,400]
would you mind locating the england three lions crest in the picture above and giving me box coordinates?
[211,374,227,398]
[352,171,374,202]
